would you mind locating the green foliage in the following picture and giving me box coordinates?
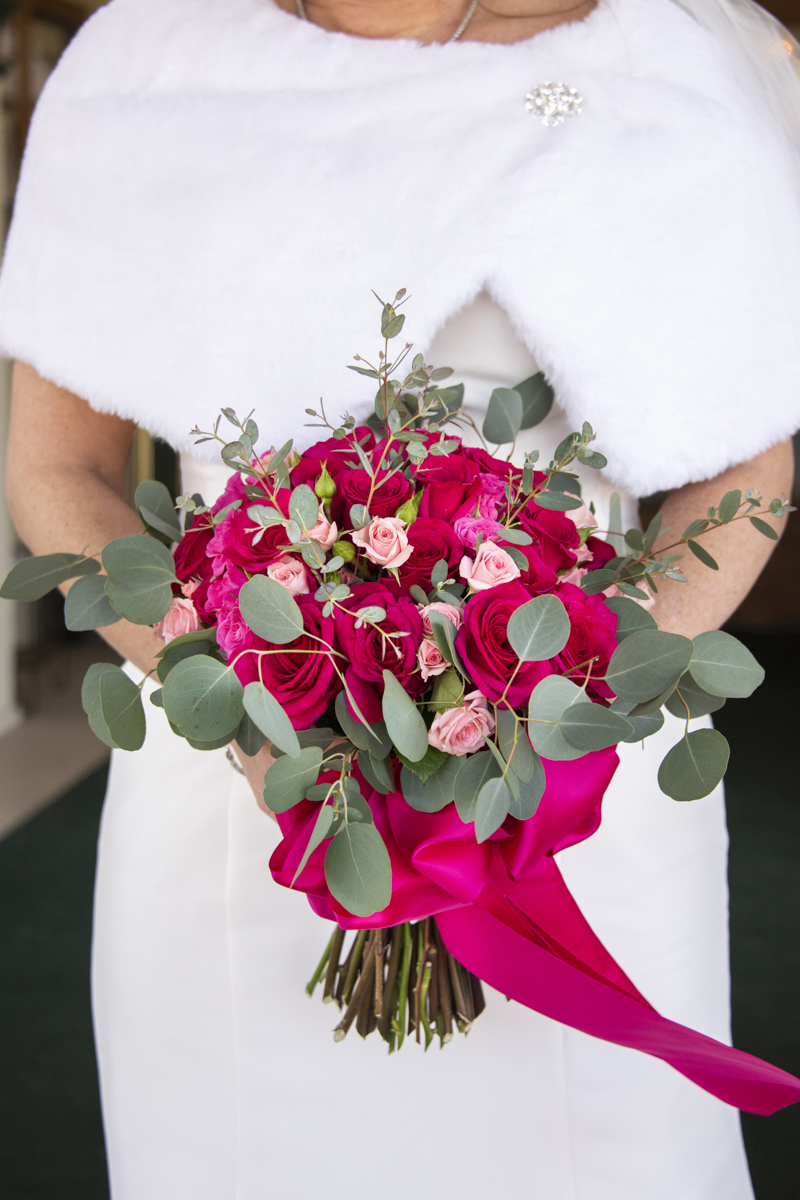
[664,672,727,720]
[483,388,523,445]
[658,729,730,801]
[381,671,429,762]
[516,372,555,430]
[243,682,301,757]
[531,490,584,512]
[455,751,502,823]
[0,553,100,602]
[324,821,392,916]
[495,709,537,782]
[238,575,304,644]
[474,777,512,843]
[289,484,319,531]
[507,594,571,662]
[605,630,694,704]
[162,656,244,742]
[291,802,334,885]
[156,640,210,684]
[427,609,467,675]
[689,631,764,699]
[430,668,463,713]
[135,480,182,545]
[749,516,778,541]
[395,744,448,781]
[622,710,665,743]
[103,535,177,625]
[603,595,657,640]
[236,711,269,757]
[400,754,462,812]
[559,701,633,751]
[527,676,587,761]
[263,747,324,813]
[687,540,719,570]
[64,575,120,631]
[358,752,395,794]
[334,691,392,756]
[81,663,146,752]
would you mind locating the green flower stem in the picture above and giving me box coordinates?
[434,924,454,1046]
[341,929,369,1006]
[378,925,404,1044]
[322,926,346,1005]
[373,928,385,1019]
[419,961,435,1051]
[305,932,334,997]
[395,923,413,1051]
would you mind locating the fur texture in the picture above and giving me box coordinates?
[1,0,799,495]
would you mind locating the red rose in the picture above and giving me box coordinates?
[500,542,559,594]
[173,522,214,583]
[291,428,377,490]
[233,595,342,730]
[416,455,482,524]
[455,581,552,708]
[335,468,414,526]
[584,536,617,570]
[333,583,424,697]
[207,494,291,575]
[517,501,581,572]
[392,518,460,594]
[550,582,619,701]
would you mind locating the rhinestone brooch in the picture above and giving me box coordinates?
[525,83,584,127]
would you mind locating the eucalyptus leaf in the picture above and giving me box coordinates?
[334,691,391,754]
[289,483,319,530]
[689,630,764,699]
[560,701,633,751]
[291,803,334,886]
[750,516,778,541]
[628,684,678,716]
[381,671,428,762]
[238,575,304,644]
[243,681,301,757]
[162,656,244,742]
[236,710,269,757]
[342,777,374,825]
[687,540,719,570]
[531,490,583,512]
[498,528,533,546]
[507,595,571,662]
[64,575,120,631]
[665,672,727,720]
[455,752,502,824]
[605,630,694,703]
[81,663,146,752]
[622,710,665,743]
[483,388,523,445]
[507,754,546,820]
[136,479,182,544]
[427,610,467,676]
[495,709,537,782]
[154,627,218,656]
[718,489,741,524]
[359,752,396,795]
[527,675,587,761]
[186,729,239,751]
[324,822,392,917]
[603,596,657,640]
[401,754,463,813]
[263,746,324,813]
[156,640,211,684]
[658,729,730,801]
[516,372,555,430]
[474,778,512,843]
[0,553,101,602]
[103,535,177,625]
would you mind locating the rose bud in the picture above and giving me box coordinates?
[418,637,448,681]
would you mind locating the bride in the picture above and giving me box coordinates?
[1,0,798,1196]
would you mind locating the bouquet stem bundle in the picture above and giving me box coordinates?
[306,918,485,1051]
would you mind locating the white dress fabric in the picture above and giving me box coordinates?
[92,297,753,1199]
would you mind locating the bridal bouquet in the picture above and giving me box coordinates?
[5,292,800,1109]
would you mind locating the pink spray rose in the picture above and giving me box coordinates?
[418,638,448,681]
[266,555,311,596]
[460,541,521,592]
[352,516,413,569]
[154,597,202,644]
[428,691,495,756]
[453,515,504,549]
[419,602,463,637]
[303,504,338,552]
[564,496,598,531]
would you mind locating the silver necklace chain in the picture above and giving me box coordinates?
[295,0,480,43]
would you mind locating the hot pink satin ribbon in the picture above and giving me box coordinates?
[270,751,800,1115]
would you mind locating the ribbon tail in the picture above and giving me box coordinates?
[437,898,800,1115]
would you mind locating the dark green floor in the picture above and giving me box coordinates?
[0,633,798,1198]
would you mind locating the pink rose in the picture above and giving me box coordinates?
[560,566,588,587]
[352,516,413,569]
[154,597,202,644]
[266,555,311,596]
[460,541,521,592]
[428,690,495,756]
[564,496,598,531]
[419,602,463,637]
[181,579,201,599]
[303,504,338,552]
[418,637,448,681]
[477,473,507,521]
[453,515,503,549]
[574,543,594,564]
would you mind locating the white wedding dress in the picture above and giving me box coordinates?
[92,295,753,1199]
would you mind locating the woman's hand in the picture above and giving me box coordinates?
[646,440,794,639]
